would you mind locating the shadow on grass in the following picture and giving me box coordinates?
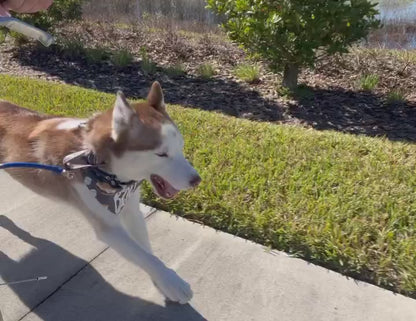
[0,216,206,321]
[11,44,416,142]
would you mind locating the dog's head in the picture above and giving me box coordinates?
[87,82,201,199]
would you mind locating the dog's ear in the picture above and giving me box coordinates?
[112,91,135,142]
[147,81,166,112]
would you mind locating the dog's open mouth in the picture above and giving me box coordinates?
[150,174,179,199]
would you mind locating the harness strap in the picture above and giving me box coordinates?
[63,149,141,215]
[63,149,101,171]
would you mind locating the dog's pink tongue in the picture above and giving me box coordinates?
[164,183,179,199]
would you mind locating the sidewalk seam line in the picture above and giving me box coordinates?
[18,207,156,320]
[145,207,158,219]
[18,246,110,321]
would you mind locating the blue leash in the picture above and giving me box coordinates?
[0,151,105,178]
[0,162,65,175]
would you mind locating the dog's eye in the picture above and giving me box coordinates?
[156,152,168,158]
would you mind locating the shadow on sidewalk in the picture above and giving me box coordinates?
[0,216,206,321]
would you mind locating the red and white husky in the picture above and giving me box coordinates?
[0,82,201,304]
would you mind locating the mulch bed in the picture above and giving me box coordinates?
[1,21,416,142]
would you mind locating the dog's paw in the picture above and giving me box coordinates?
[152,268,193,304]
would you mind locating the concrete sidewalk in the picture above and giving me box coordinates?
[0,172,415,321]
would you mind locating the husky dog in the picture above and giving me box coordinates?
[0,82,201,304]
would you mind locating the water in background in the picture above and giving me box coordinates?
[83,0,416,48]
[373,0,416,48]
[379,0,416,23]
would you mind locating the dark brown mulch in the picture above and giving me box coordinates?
[1,21,416,142]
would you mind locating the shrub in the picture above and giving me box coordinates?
[386,89,407,104]
[111,49,134,68]
[359,74,379,91]
[0,28,6,44]
[59,37,85,59]
[85,47,109,64]
[15,0,82,31]
[197,63,215,79]
[139,47,156,74]
[277,83,313,100]
[165,63,186,77]
[207,0,380,89]
[234,64,260,84]
[8,30,29,46]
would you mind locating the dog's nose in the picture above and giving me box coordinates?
[189,175,201,187]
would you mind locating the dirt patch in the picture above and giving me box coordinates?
[1,21,416,142]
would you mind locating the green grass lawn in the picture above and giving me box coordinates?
[1,74,416,297]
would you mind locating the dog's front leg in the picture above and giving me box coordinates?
[99,225,193,304]
[119,192,153,254]
[72,183,193,304]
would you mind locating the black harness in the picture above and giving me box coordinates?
[63,150,141,215]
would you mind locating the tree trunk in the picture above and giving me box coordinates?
[282,63,299,90]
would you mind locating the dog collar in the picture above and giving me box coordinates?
[63,150,141,215]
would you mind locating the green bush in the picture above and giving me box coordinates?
[139,47,156,74]
[207,0,380,89]
[8,30,28,45]
[85,47,109,64]
[197,63,215,79]
[58,37,85,59]
[111,49,134,68]
[165,63,186,77]
[359,74,379,91]
[234,64,260,84]
[386,89,407,104]
[0,28,6,44]
[15,0,82,31]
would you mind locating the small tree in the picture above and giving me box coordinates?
[207,0,380,89]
